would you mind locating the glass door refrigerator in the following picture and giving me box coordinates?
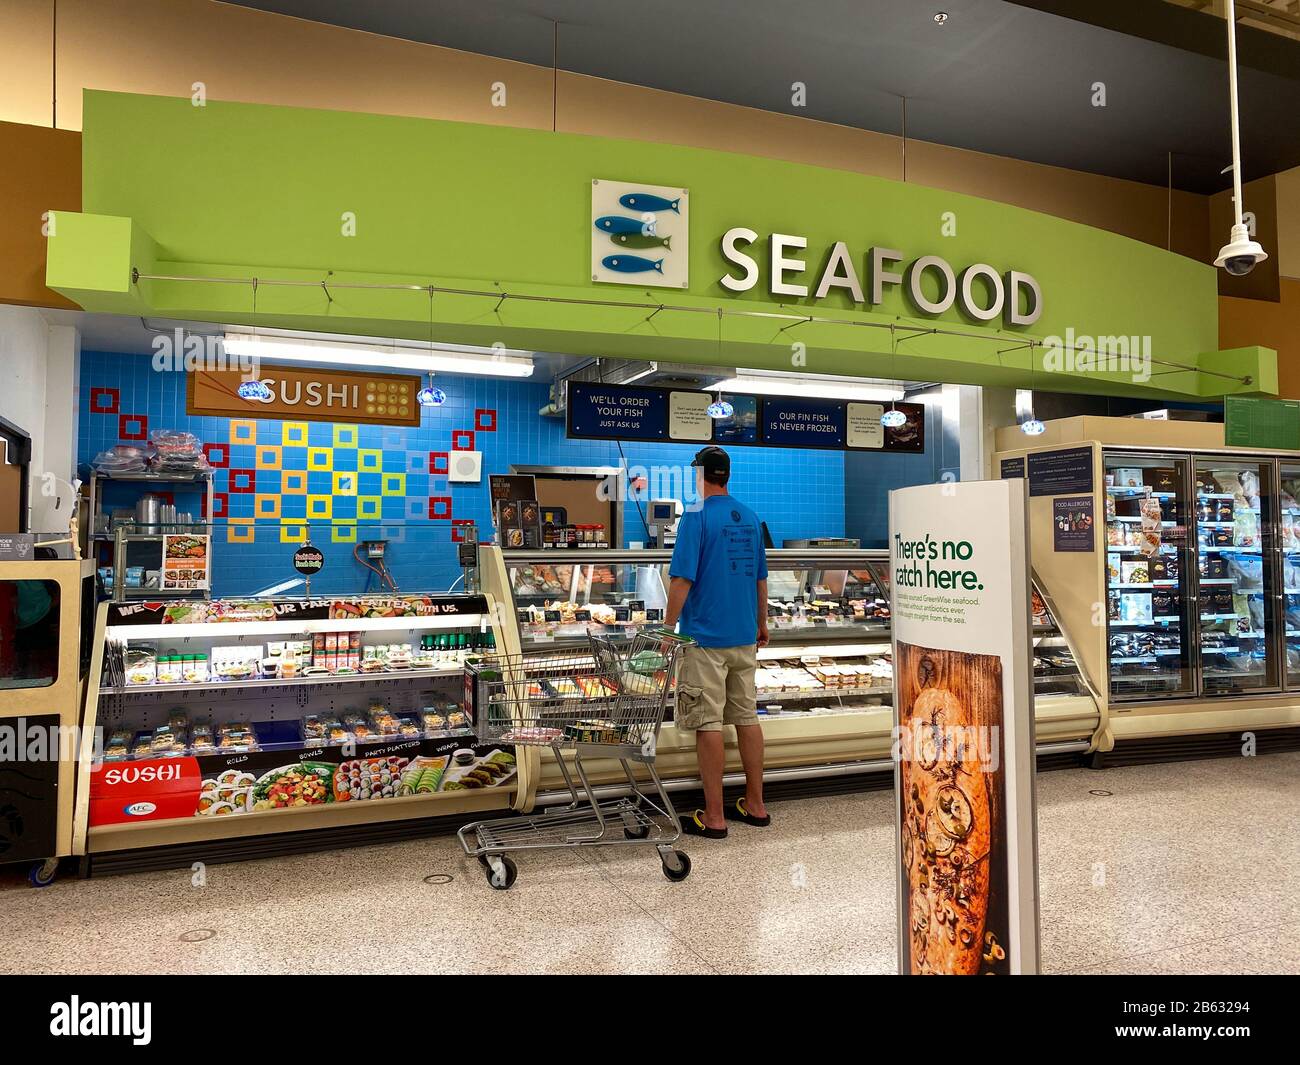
[1104,453,1196,700]
[1280,462,1300,687]
[1192,457,1280,694]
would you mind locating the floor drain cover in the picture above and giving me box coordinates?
[1089,789,1113,797]
[178,928,215,943]
[423,873,454,885]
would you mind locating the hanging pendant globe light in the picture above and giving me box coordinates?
[417,374,446,407]
[1020,417,1046,436]
[237,379,273,401]
[881,406,907,428]
[707,396,734,419]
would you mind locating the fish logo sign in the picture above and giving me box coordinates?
[592,179,688,290]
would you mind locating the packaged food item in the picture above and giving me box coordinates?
[420,708,448,733]
[125,646,158,685]
[302,714,326,743]
[190,723,215,754]
[104,728,132,761]
[325,717,350,745]
[370,705,399,735]
[1121,561,1149,585]
[216,721,259,751]
[343,712,372,740]
[211,644,263,680]
[397,714,422,738]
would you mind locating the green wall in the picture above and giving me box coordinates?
[48,90,1273,399]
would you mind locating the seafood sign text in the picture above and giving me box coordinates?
[718,229,1042,327]
[893,532,983,591]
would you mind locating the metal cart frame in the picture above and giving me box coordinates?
[459,631,692,889]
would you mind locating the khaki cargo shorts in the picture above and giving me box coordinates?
[674,644,760,734]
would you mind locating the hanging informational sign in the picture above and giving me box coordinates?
[761,396,846,447]
[888,478,1039,975]
[1052,497,1094,552]
[999,457,1025,480]
[188,366,422,426]
[566,380,924,453]
[1027,445,1093,497]
[161,534,210,591]
[1224,395,1300,450]
[293,545,324,575]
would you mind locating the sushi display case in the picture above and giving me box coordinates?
[80,592,519,849]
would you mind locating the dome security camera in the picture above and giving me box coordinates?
[1214,222,1268,277]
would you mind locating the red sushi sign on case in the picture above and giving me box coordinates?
[89,757,202,825]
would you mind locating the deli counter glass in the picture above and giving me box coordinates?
[491,548,1095,714]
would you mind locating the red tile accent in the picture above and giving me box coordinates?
[451,430,475,451]
[210,493,228,519]
[91,387,119,414]
[428,496,452,520]
[428,451,448,474]
[202,442,229,468]
[451,519,474,543]
[474,408,497,432]
[118,414,148,441]
[228,469,256,494]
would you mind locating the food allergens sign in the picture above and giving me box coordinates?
[888,479,1039,975]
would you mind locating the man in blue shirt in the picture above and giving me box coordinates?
[665,446,770,839]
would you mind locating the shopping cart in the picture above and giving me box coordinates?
[458,630,692,890]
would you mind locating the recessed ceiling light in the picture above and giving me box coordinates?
[933,12,949,24]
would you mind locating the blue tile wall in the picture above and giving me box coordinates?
[80,351,930,596]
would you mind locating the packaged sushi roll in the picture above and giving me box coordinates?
[104,728,132,761]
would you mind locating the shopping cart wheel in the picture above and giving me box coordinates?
[660,849,691,882]
[624,824,650,840]
[481,854,518,891]
[28,858,59,888]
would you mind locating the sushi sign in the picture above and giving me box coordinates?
[591,179,689,290]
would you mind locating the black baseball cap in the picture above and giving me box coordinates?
[692,446,730,477]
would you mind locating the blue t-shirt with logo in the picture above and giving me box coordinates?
[669,495,768,648]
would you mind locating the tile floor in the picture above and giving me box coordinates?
[1,752,1297,975]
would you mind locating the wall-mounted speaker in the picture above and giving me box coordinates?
[448,450,483,483]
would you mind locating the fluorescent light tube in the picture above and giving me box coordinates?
[223,332,535,378]
[711,375,903,402]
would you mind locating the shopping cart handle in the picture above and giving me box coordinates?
[645,628,693,644]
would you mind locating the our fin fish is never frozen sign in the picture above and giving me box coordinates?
[591,179,688,289]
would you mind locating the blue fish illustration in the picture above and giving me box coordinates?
[595,214,655,236]
[619,192,680,214]
[602,254,664,274]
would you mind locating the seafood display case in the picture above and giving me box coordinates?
[77,592,520,861]
[482,546,1099,793]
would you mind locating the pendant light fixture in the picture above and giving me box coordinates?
[881,324,907,427]
[237,278,273,401]
[707,308,732,417]
[417,285,446,407]
[1019,341,1045,435]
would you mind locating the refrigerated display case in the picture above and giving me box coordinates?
[1104,452,1196,701]
[1193,457,1279,693]
[995,416,1300,756]
[75,592,521,864]
[480,547,1100,801]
